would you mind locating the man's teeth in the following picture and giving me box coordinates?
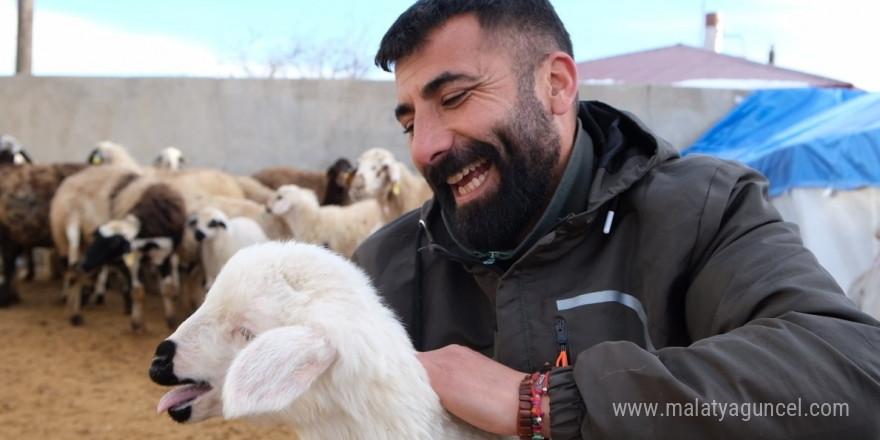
[458,173,487,196]
[446,158,487,185]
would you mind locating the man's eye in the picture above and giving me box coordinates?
[442,91,467,107]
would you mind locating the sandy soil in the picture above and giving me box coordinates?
[0,273,297,440]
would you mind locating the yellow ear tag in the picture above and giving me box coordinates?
[90,156,103,165]
[392,182,401,196]
[124,252,136,267]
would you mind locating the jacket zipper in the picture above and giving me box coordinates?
[554,318,570,367]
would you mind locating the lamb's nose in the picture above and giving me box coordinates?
[149,339,180,385]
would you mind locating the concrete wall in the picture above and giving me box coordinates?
[0,77,750,175]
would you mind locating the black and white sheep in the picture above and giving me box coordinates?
[348,147,433,222]
[149,241,499,439]
[268,184,385,259]
[50,165,187,329]
[0,134,33,165]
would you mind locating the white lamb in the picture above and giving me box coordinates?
[153,146,187,171]
[268,184,385,259]
[148,241,500,439]
[188,205,269,291]
[348,147,433,222]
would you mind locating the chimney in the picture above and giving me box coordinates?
[704,12,724,53]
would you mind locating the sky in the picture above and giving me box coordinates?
[1,0,878,91]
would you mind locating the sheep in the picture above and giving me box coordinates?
[0,161,88,306]
[0,134,33,165]
[148,241,500,439]
[187,205,269,291]
[251,165,328,202]
[50,164,187,329]
[86,140,143,172]
[323,157,355,206]
[153,146,187,170]
[251,157,355,206]
[268,184,385,259]
[348,147,433,222]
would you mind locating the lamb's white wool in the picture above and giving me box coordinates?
[151,241,500,440]
[268,184,385,259]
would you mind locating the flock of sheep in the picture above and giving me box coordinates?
[0,133,433,331]
[3,133,508,438]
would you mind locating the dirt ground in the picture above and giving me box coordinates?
[0,271,297,440]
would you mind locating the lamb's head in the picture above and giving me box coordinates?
[0,134,32,165]
[154,146,186,171]
[81,214,176,272]
[87,140,140,170]
[349,147,402,201]
[149,241,374,425]
[268,184,319,216]
[188,206,229,242]
[80,215,141,272]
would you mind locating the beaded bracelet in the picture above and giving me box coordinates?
[517,371,549,440]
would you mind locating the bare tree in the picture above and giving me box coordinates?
[228,28,373,80]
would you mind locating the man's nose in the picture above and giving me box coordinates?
[410,115,454,168]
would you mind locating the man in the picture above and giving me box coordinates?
[353,0,880,438]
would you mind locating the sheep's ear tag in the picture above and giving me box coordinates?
[392,182,401,196]
[124,251,136,267]
[90,155,103,165]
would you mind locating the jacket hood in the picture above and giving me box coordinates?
[417,100,680,263]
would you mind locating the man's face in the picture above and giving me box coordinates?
[394,15,562,250]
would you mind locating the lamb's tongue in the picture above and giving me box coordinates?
[157,383,211,413]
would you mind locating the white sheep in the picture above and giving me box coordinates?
[348,147,433,221]
[268,184,385,259]
[153,146,187,171]
[149,241,500,439]
[188,205,269,292]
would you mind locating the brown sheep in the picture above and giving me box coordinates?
[0,162,88,306]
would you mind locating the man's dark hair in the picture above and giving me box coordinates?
[375,0,573,74]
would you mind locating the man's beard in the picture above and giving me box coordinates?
[424,90,561,251]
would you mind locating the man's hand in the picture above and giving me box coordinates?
[417,344,526,435]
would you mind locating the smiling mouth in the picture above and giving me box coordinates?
[157,381,212,422]
[446,158,489,197]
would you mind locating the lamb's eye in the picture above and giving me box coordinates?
[239,327,254,341]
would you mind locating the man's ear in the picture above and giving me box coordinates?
[223,325,337,419]
[545,51,579,116]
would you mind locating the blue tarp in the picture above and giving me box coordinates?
[683,88,880,197]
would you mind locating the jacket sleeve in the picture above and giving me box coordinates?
[553,162,880,439]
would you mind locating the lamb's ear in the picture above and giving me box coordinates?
[383,160,400,184]
[223,325,336,419]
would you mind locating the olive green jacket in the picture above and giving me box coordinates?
[353,101,880,439]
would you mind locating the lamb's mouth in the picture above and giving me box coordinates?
[157,381,213,423]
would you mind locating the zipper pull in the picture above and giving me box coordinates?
[482,251,500,265]
[554,318,570,367]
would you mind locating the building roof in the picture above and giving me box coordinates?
[576,44,855,89]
